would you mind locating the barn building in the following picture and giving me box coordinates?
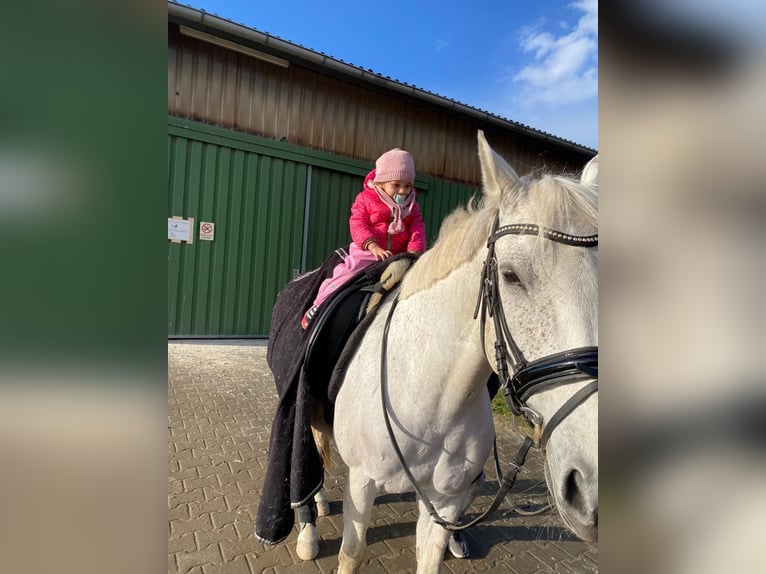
[167,1,596,337]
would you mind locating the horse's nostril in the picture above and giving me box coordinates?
[554,463,598,542]
[564,468,586,511]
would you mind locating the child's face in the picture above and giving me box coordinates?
[379,180,413,200]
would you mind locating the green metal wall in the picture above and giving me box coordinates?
[168,117,478,337]
[168,133,307,336]
[419,178,480,246]
[305,168,361,270]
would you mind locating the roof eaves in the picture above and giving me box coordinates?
[168,2,596,154]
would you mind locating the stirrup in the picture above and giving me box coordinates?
[301,306,318,330]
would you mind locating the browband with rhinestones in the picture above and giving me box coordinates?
[491,223,598,247]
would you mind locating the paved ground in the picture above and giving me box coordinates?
[168,340,598,573]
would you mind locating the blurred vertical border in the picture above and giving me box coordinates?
[0,2,166,573]
[601,2,766,573]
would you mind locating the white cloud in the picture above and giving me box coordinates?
[512,0,598,107]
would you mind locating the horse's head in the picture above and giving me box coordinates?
[477,131,598,542]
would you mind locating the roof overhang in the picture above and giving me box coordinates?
[168,1,596,155]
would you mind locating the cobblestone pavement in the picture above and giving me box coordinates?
[168,341,598,573]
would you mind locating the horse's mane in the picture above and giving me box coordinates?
[401,171,597,298]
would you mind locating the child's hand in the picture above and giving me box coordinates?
[368,243,392,261]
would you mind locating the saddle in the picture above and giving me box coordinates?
[302,254,416,423]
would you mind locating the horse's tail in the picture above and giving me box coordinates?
[311,426,332,468]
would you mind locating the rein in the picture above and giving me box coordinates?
[380,295,525,531]
[379,213,598,531]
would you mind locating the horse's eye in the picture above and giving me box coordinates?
[502,270,521,284]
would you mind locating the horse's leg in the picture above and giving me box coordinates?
[310,424,332,518]
[297,422,331,557]
[314,488,330,517]
[415,500,430,561]
[414,498,451,574]
[338,466,376,574]
[295,499,319,561]
[416,487,482,574]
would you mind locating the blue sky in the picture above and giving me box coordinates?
[179,0,598,150]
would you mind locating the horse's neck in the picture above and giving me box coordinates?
[395,256,492,401]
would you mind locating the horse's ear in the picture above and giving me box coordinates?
[477,130,521,200]
[580,154,598,187]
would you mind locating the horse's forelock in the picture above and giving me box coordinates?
[528,174,598,235]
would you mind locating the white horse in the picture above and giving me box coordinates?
[299,131,598,573]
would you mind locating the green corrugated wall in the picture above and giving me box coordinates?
[304,168,364,271]
[168,117,478,337]
[419,178,482,247]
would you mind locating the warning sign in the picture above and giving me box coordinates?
[200,221,215,241]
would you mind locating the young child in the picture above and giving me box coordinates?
[301,148,426,329]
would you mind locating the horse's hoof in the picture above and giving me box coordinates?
[296,540,319,561]
[316,500,331,517]
[296,524,319,560]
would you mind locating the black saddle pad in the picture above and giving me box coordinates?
[303,276,378,404]
[255,249,415,545]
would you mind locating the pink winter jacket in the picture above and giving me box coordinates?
[349,170,427,254]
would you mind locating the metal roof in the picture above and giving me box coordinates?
[168,1,596,155]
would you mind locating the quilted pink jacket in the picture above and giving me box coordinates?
[349,169,427,254]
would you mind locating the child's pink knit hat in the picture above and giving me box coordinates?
[373,148,415,183]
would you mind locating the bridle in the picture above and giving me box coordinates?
[475,214,598,449]
[380,211,598,531]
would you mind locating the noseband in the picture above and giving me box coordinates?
[474,214,598,449]
[379,212,598,531]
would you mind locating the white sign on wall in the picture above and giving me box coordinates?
[168,217,194,243]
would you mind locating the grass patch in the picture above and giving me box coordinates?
[491,392,535,436]
[491,392,512,416]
